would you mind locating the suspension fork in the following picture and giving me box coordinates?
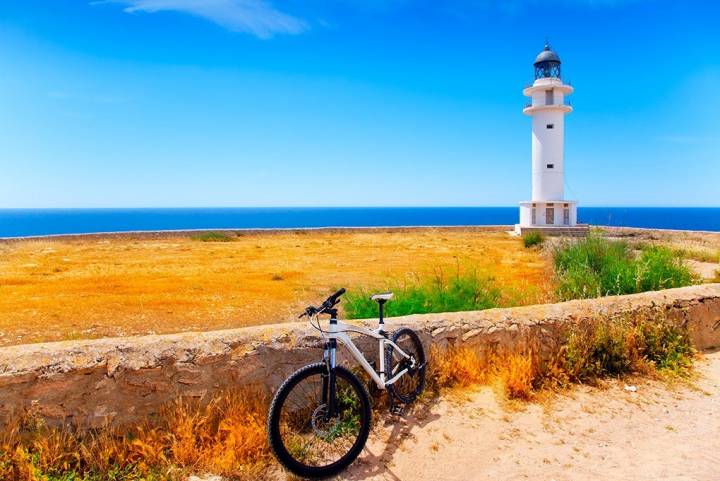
[322,309,339,419]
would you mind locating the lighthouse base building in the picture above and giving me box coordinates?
[517,200,579,233]
[515,44,588,236]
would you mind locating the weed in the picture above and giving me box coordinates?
[345,268,502,319]
[499,354,536,400]
[712,268,720,283]
[190,232,234,242]
[427,311,694,400]
[561,313,694,381]
[563,320,632,379]
[428,346,489,389]
[554,235,696,301]
[633,243,719,264]
[522,232,545,248]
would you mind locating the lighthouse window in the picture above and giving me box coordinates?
[546,124,554,129]
[546,164,554,169]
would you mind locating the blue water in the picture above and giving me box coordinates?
[0,207,718,237]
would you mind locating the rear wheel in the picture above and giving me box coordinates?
[267,363,372,479]
[386,328,426,404]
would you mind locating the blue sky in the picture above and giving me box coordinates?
[0,0,718,208]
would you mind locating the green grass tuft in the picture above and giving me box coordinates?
[190,231,235,242]
[553,235,696,301]
[522,231,545,248]
[633,242,720,264]
[344,269,502,319]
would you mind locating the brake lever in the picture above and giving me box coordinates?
[300,305,321,319]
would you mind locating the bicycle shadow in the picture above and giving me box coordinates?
[339,393,443,481]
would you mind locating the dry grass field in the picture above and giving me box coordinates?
[0,228,553,347]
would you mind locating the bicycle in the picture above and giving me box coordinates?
[267,288,427,479]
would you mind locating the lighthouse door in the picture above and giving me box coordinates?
[546,207,555,225]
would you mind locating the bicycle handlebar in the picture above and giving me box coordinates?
[299,288,346,318]
[325,288,346,306]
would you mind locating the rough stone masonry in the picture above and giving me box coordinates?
[0,284,718,429]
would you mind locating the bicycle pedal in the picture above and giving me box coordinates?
[389,405,405,416]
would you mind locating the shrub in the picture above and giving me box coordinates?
[563,319,632,379]
[522,231,545,248]
[554,235,696,301]
[632,317,695,374]
[190,231,234,242]
[561,314,694,382]
[344,269,503,319]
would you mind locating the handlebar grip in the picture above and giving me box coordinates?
[322,288,346,308]
[300,289,346,318]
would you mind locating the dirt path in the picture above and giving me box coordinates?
[321,351,720,481]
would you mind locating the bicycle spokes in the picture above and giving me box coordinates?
[277,371,366,468]
[387,328,427,404]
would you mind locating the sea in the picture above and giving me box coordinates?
[0,207,718,238]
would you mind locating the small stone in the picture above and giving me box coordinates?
[431,327,446,337]
[462,329,482,341]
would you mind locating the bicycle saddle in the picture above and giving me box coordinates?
[370,292,394,302]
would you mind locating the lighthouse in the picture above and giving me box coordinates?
[516,43,585,235]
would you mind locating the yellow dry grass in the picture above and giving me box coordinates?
[0,387,269,481]
[428,346,538,400]
[0,228,552,346]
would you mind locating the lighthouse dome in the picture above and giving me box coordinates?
[534,45,561,65]
[533,43,562,79]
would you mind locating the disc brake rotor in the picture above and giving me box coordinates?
[311,404,333,437]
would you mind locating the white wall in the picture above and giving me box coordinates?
[531,109,565,201]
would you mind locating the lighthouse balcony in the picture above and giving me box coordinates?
[522,79,573,97]
[523,102,572,115]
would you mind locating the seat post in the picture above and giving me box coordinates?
[377,300,386,327]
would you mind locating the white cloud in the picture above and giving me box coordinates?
[102,0,308,38]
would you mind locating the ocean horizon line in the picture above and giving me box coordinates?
[1,206,719,237]
[1,205,720,210]
[3,224,720,242]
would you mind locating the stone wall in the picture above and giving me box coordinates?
[1,284,718,429]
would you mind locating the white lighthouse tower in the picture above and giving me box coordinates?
[516,43,586,235]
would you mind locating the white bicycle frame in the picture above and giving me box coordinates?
[323,315,415,389]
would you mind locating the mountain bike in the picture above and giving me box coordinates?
[267,288,427,479]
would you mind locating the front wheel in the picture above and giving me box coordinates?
[267,363,372,479]
[386,328,427,404]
